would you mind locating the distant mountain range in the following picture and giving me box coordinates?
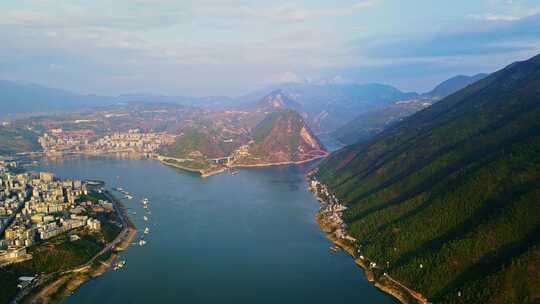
[237,82,419,134]
[0,80,114,114]
[314,53,540,303]
[331,73,490,145]
[0,74,487,132]
[424,73,488,98]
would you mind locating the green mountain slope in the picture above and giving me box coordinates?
[314,54,540,303]
[0,127,41,155]
[424,73,488,98]
[331,100,430,145]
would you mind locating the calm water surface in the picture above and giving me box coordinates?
[35,156,395,304]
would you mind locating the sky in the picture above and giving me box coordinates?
[1,0,539,96]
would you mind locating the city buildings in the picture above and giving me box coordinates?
[0,162,104,267]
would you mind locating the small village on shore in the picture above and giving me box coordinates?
[308,173,428,304]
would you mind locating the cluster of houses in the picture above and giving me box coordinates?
[0,161,107,267]
[39,128,175,155]
[309,179,357,243]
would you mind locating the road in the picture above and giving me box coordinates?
[10,191,136,304]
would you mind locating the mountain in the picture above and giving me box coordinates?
[313,54,540,303]
[230,109,327,166]
[0,80,114,114]
[331,98,432,145]
[115,94,236,108]
[424,73,488,98]
[241,83,418,133]
[158,106,327,175]
[0,81,236,116]
[0,126,42,155]
[330,73,490,145]
[253,90,303,111]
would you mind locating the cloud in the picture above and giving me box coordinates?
[0,8,184,30]
[468,6,540,22]
[271,1,378,23]
[360,13,540,58]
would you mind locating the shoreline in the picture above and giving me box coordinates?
[158,158,226,178]
[17,192,137,304]
[158,153,328,178]
[229,154,328,168]
[308,178,428,304]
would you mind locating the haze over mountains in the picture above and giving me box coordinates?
[0,73,488,138]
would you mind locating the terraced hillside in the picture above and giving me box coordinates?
[315,54,540,303]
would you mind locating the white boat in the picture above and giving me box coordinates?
[139,239,146,246]
[143,216,148,221]
[144,227,149,234]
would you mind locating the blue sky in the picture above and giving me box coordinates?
[1,0,539,96]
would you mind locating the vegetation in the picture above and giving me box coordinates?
[160,107,325,167]
[315,54,540,303]
[332,104,426,145]
[163,158,212,170]
[0,126,41,155]
[236,109,324,164]
[0,234,103,303]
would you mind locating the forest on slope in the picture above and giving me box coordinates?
[315,54,540,303]
[0,127,41,155]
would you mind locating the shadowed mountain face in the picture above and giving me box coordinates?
[424,73,488,98]
[0,80,114,114]
[330,73,491,146]
[315,53,540,303]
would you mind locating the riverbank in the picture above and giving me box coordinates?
[230,154,328,169]
[158,157,226,178]
[308,178,428,304]
[159,153,327,178]
[15,192,137,304]
[22,253,117,304]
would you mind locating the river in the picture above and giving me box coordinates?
[35,155,395,304]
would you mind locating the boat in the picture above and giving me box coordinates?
[143,216,148,221]
[330,245,340,252]
[113,260,126,270]
[125,195,133,200]
[139,239,146,246]
[144,227,149,234]
[231,170,239,175]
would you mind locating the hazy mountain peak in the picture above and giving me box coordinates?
[257,90,302,110]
